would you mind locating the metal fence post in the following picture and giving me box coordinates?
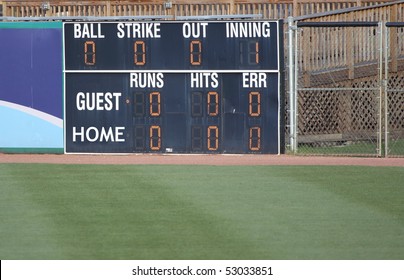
[378,22,383,157]
[384,22,389,157]
[293,25,299,153]
[287,16,297,153]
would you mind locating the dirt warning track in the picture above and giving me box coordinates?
[1,154,403,166]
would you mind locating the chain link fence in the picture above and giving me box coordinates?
[287,21,404,157]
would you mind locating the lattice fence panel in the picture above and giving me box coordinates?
[297,89,379,155]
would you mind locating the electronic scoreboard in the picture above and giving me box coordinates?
[64,20,284,154]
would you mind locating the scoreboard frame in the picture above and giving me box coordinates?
[63,20,284,154]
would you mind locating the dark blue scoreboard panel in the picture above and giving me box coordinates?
[64,21,284,154]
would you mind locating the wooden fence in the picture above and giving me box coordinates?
[0,0,398,18]
[295,1,404,82]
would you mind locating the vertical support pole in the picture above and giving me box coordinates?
[293,0,298,17]
[389,4,398,73]
[229,0,235,15]
[384,22,389,157]
[377,22,383,157]
[294,24,299,153]
[287,17,296,153]
[106,1,111,16]
[347,13,355,79]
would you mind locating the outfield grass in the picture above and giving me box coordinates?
[0,163,403,260]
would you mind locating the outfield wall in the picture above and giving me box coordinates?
[0,20,284,154]
[0,22,63,153]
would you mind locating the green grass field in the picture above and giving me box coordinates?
[0,163,403,260]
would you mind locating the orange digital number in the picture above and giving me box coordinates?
[84,41,96,65]
[150,125,161,151]
[207,126,219,151]
[249,91,261,117]
[134,41,146,66]
[249,127,261,151]
[149,92,161,117]
[190,40,202,66]
[207,91,219,116]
